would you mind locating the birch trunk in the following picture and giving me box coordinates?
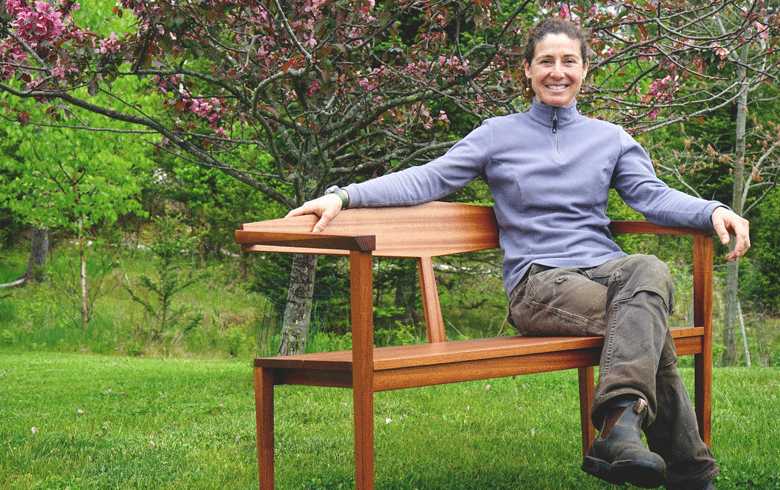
[722,42,750,366]
[79,213,89,330]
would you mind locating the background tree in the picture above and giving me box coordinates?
[0,100,49,288]
[123,214,203,340]
[0,124,146,328]
[2,0,778,354]
[628,4,780,365]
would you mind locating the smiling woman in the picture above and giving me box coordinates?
[284,15,749,490]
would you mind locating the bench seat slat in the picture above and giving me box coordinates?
[255,327,704,372]
[258,328,704,393]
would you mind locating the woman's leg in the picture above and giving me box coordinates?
[507,255,717,487]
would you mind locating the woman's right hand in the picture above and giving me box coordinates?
[285,193,344,233]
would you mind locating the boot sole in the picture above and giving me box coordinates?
[582,455,667,488]
[581,455,626,485]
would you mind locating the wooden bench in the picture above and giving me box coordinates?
[236,201,715,490]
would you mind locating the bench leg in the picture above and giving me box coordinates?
[578,366,596,457]
[353,384,375,489]
[694,352,712,446]
[256,367,275,490]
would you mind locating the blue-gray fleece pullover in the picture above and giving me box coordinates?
[344,101,723,296]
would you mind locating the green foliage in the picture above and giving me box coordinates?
[372,258,423,332]
[375,322,421,347]
[146,151,282,260]
[123,214,204,339]
[0,125,145,231]
[606,189,646,253]
[741,189,780,312]
[47,240,122,329]
[0,122,146,328]
[436,249,508,339]
[0,123,25,249]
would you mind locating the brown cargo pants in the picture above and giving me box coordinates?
[507,254,719,488]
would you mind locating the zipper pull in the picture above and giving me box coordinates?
[552,108,558,134]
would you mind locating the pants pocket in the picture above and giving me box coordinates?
[508,267,607,337]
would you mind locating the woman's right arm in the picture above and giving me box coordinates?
[287,119,494,232]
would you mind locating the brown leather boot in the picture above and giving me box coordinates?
[582,397,667,488]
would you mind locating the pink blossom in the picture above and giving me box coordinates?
[307,80,321,97]
[756,22,770,41]
[96,32,123,55]
[10,0,68,48]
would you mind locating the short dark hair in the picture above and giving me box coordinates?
[524,17,590,66]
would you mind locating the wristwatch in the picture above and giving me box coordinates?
[324,185,349,209]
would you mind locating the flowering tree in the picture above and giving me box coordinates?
[1,0,534,353]
[567,0,780,132]
[1,0,530,200]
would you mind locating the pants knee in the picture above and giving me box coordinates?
[616,255,674,309]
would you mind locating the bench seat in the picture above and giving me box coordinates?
[257,327,704,392]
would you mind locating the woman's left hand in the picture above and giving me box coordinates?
[711,206,750,261]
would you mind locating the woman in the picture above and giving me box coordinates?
[288,17,749,490]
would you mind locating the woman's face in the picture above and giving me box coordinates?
[523,33,588,107]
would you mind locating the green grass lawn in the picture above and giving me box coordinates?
[1,350,779,489]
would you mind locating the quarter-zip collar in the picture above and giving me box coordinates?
[528,100,580,132]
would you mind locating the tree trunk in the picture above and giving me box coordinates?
[0,225,49,288]
[722,42,750,366]
[24,225,49,282]
[277,253,318,356]
[723,260,739,365]
[392,261,417,327]
[79,213,90,330]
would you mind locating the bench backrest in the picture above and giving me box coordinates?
[237,201,713,344]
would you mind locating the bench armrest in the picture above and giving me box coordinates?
[610,221,714,236]
[235,229,376,253]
